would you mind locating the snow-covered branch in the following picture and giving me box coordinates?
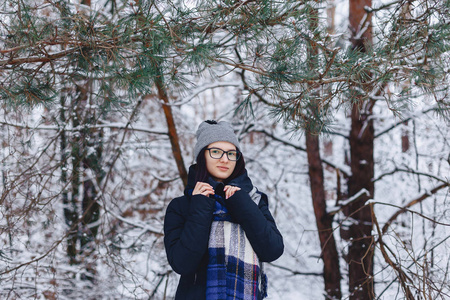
[0,120,168,135]
[327,188,370,215]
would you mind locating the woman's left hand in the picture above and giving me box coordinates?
[224,185,241,199]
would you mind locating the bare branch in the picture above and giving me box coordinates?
[375,106,445,138]
[252,128,351,178]
[268,262,323,277]
[381,183,450,234]
[372,204,416,300]
[0,120,168,135]
[374,167,448,184]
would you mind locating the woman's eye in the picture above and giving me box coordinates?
[228,152,236,158]
[211,150,221,154]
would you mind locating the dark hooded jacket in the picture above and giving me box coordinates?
[163,165,284,300]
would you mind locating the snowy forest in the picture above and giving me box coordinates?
[0,0,449,299]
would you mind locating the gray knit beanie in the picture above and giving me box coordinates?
[193,120,240,161]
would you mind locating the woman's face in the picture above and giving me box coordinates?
[205,141,237,182]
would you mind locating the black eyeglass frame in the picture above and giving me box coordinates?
[205,147,241,161]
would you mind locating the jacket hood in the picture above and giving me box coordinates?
[184,164,253,197]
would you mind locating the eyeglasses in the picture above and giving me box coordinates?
[206,148,241,161]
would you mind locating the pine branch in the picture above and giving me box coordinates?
[0,48,78,67]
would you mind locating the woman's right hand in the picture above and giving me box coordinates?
[192,182,215,197]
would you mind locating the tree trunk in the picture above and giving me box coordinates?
[60,93,78,265]
[305,2,342,298]
[156,81,188,187]
[349,0,372,51]
[306,132,342,300]
[80,178,100,281]
[80,123,102,251]
[345,103,375,299]
[344,1,375,299]
[401,121,410,152]
[80,108,103,282]
[68,87,86,267]
[61,77,103,281]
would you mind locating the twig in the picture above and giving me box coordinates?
[374,167,448,184]
[375,106,443,138]
[381,183,450,234]
[252,129,351,178]
[372,204,415,300]
[0,120,168,135]
[268,262,322,276]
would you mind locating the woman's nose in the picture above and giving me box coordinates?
[219,154,229,162]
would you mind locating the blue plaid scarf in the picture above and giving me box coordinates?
[206,187,267,300]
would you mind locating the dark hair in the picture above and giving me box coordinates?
[195,146,246,184]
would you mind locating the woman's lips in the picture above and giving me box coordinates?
[217,166,229,171]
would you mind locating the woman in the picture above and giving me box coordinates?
[164,120,284,300]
